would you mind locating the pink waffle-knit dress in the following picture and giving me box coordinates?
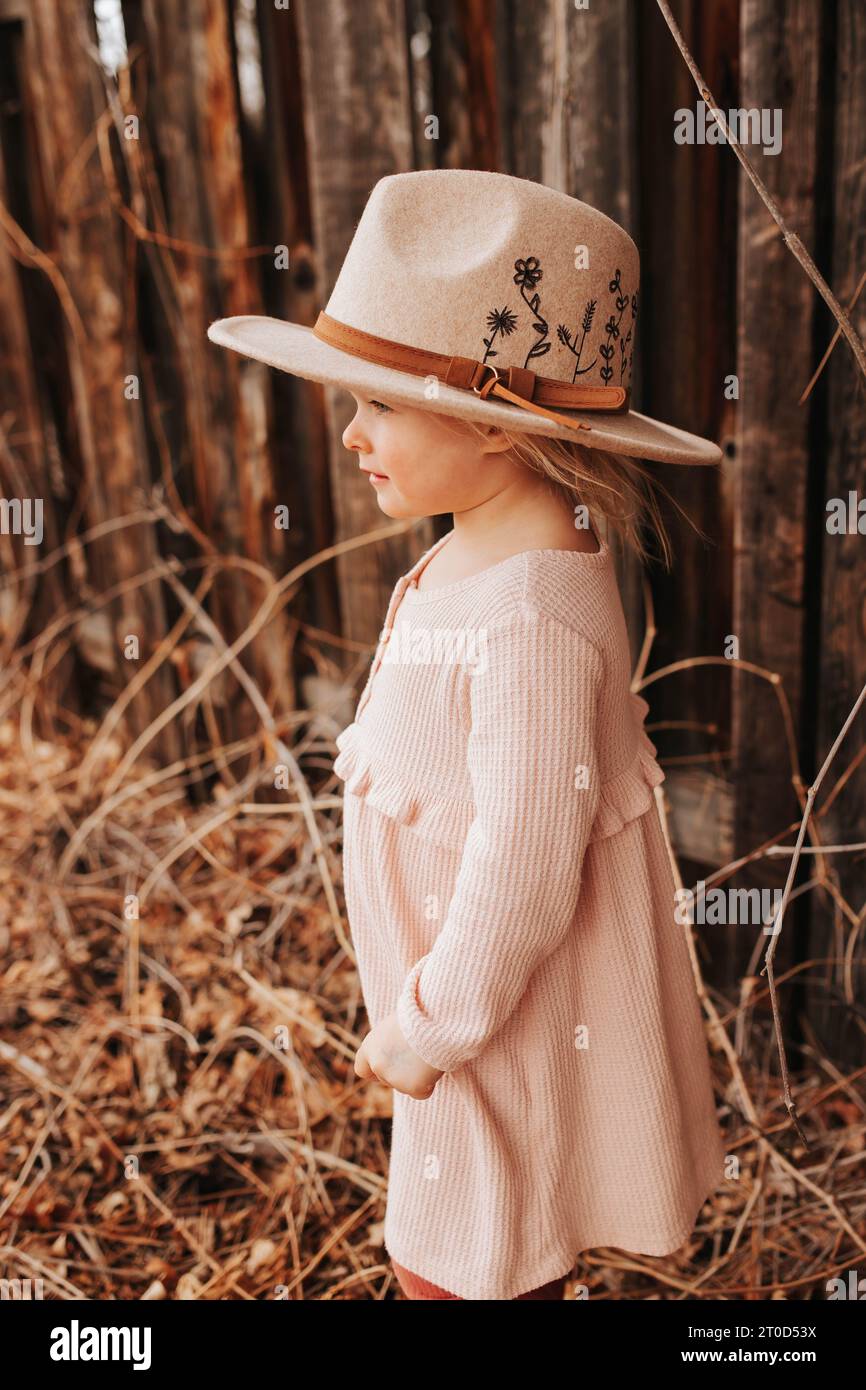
[333,527,726,1301]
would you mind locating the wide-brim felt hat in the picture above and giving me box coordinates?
[208,169,721,467]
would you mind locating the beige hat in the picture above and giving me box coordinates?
[207,169,721,467]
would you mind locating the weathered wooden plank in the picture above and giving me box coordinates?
[731,0,823,992]
[813,0,866,1059]
[404,0,437,171]
[254,0,338,644]
[636,0,738,880]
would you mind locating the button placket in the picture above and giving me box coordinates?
[356,573,411,718]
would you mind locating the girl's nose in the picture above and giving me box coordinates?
[342,409,369,454]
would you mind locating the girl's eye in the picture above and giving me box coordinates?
[368,399,393,414]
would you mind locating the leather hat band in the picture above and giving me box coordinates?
[312,311,629,436]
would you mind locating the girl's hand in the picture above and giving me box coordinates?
[354,1012,445,1100]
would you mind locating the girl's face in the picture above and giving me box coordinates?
[341,392,518,518]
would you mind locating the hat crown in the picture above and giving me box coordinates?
[325,169,640,395]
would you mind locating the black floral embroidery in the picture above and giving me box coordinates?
[618,291,638,383]
[599,267,631,384]
[556,300,598,382]
[482,254,636,385]
[513,256,542,290]
[513,256,551,368]
[482,306,518,364]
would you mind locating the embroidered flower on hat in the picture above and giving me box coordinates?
[619,291,638,383]
[600,267,634,385]
[513,255,551,368]
[556,300,598,382]
[513,256,542,290]
[482,306,519,364]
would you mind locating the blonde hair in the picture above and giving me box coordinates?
[455,418,698,570]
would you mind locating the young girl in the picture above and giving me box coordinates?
[207,167,727,1301]
[339,399,726,1302]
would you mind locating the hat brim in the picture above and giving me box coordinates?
[207,316,722,467]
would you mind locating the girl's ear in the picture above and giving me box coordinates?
[477,424,512,456]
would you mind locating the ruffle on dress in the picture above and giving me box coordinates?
[333,721,475,853]
[333,691,664,852]
[592,692,666,841]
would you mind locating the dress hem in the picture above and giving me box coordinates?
[384,1157,726,1301]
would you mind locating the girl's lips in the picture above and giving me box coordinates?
[368,472,389,483]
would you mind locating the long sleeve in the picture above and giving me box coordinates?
[395,605,604,1074]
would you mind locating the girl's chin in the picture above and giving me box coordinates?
[373,490,411,517]
[377,504,405,520]
[377,495,438,521]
